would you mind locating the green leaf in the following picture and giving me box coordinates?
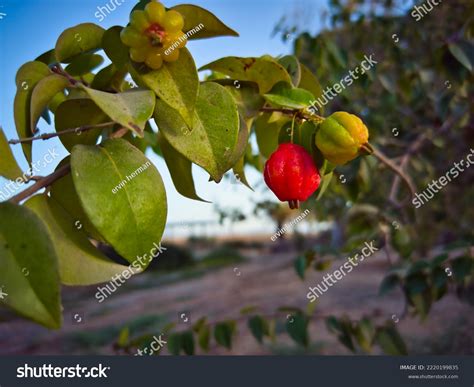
[232,155,253,190]
[452,256,473,283]
[70,139,167,265]
[200,56,293,93]
[102,26,129,69]
[210,79,265,119]
[294,256,307,280]
[197,324,211,352]
[117,327,130,347]
[0,202,61,329]
[379,273,400,296]
[30,74,70,133]
[50,158,105,242]
[298,63,323,112]
[14,61,51,163]
[79,86,155,136]
[375,325,408,355]
[316,171,334,200]
[65,53,104,76]
[286,313,310,348]
[448,42,473,72]
[264,82,314,109]
[181,331,195,355]
[248,315,269,344]
[254,113,287,159]
[354,317,375,352]
[214,321,236,349]
[278,55,301,86]
[154,82,240,182]
[167,333,182,355]
[25,195,130,285]
[135,48,198,127]
[36,49,57,66]
[157,133,206,201]
[54,99,112,152]
[55,23,105,63]
[171,4,238,39]
[0,129,23,181]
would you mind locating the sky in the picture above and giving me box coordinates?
[0,0,328,237]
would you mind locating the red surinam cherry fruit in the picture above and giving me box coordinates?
[264,143,321,209]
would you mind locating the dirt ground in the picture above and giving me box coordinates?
[0,244,473,355]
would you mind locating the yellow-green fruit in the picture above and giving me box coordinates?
[161,10,184,32]
[145,49,163,70]
[120,26,148,47]
[145,1,166,23]
[130,10,150,32]
[315,111,369,165]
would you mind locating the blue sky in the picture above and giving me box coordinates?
[0,0,327,236]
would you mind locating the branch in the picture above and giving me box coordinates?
[9,164,71,204]
[8,127,129,204]
[371,146,416,199]
[8,122,115,144]
[259,107,325,122]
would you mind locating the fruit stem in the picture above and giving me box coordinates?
[290,114,296,144]
[288,200,300,209]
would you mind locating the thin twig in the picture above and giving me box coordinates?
[371,147,416,199]
[8,122,115,144]
[259,107,325,122]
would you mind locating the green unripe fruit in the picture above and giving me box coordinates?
[315,111,369,165]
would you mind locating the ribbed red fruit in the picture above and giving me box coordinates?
[264,143,321,209]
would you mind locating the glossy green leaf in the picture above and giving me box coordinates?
[232,155,252,190]
[55,23,105,63]
[200,56,292,93]
[65,53,104,76]
[171,4,238,39]
[278,55,301,86]
[135,48,198,127]
[14,61,51,163]
[167,333,182,355]
[157,133,206,201]
[378,273,400,296]
[0,129,23,181]
[71,139,167,265]
[154,82,240,182]
[264,82,314,109]
[214,321,236,349]
[375,325,407,355]
[25,195,130,285]
[30,74,69,133]
[354,317,375,352]
[102,26,129,69]
[55,99,112,152]
[79,86,155,136]
[0,202,61,329]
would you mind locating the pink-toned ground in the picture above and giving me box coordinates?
[0,245,472,355]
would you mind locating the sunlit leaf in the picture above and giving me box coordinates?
[0,129,23,181]
[55,23,105,63]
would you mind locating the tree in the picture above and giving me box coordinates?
[0,0,472,355]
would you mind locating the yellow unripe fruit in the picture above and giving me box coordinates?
[161,10,184,32]
[145,1,166,23]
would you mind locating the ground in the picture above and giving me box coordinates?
[0,241,472,355]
